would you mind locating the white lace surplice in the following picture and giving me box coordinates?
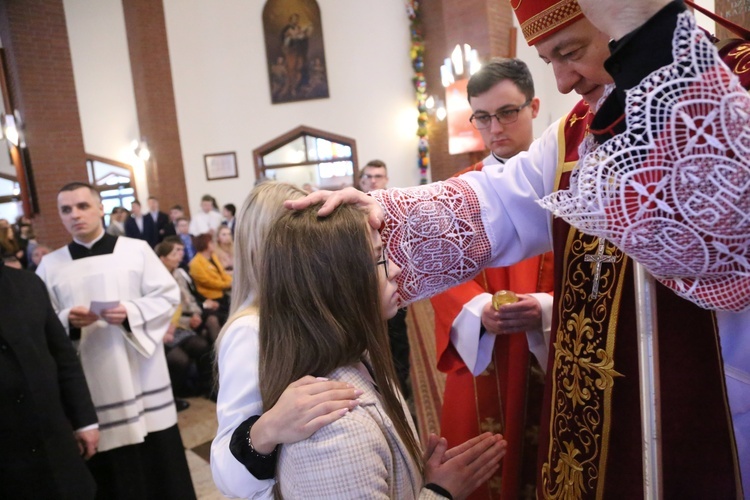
[538,13,750,313]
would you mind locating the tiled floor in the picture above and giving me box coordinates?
[177,397,226,499]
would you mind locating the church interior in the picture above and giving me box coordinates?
[0,0,744,499]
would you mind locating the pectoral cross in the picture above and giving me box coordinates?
[568,108,592,127]
[584,239,616,300]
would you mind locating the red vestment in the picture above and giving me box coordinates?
[536,100,740,498]
[431,160,554,499]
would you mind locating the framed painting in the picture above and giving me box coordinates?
[263,0,330,104]
[204,152,238,181]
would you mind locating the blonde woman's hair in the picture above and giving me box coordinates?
[214,181,306,353]
[258,204,423,476]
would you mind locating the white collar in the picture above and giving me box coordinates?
[73,229,105,249]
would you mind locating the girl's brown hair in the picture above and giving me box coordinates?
[214,182,306,376]
[258,204,422,472]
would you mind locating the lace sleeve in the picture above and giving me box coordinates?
[372,178,493,304]
[538,12,750,312]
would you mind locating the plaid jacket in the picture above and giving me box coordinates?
[277,364,445,499]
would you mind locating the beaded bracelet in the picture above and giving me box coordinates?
[246,418,278,459]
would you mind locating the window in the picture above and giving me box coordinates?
[0,173,21,223]
[86,155,137,226]
[253,125,358,191]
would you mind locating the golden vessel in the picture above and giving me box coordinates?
[492,290,518,310]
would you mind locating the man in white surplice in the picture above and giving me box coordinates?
[36,182,195,499]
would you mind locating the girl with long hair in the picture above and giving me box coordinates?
[211,182,361,498]
[260,204,506,499]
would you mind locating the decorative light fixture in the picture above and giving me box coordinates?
[440,43,482,88]
[2,111,25,148]
[451,45,464,76]
[425,94,447,122]
[406,0,430,185]
[131,138,151,162]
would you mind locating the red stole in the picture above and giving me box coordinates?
[432,161,555,499]
[718,39,750,90]
[537,101,741,498]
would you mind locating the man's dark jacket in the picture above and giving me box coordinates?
[0,262,98,499]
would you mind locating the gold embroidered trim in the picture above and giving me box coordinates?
[541,230,626,499]
[727,43,750,75]
[520,0,582,44]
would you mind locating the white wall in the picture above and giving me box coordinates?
[693,0,716,34]
[63,0,149,200]
[63,1,417,212]
[163,0,418,212]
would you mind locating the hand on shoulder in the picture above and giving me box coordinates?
[250,376,362,454]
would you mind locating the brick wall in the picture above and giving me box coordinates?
[422,0,515,182]
[0,0,88,248]
[122,0,189,215]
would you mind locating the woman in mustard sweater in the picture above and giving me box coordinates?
[189,233,232,304]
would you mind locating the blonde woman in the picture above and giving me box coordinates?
[260,204,507,499]
[211,182,360,498]
[214,226,234,274]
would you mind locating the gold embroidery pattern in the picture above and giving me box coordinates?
[480,417,503,434]
[520,0,582,44]
[728,43,750,75]
[541,231,625,499]
[568,108,592,129]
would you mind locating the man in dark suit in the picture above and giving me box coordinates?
[0,260,99,499]
[124,200,152,245]
[146,196,173,247]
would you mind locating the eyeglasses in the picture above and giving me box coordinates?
[469,100,532,129]
[376,246,390,278]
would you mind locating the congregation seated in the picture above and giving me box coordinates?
[175,217,195,269]
[189,233,232,307]
[156,239,213,398]
[163,235,223,341]
[0,220,23,267]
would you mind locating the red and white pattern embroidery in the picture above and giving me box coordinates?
[539,13,750,312]
[372,178,492,304]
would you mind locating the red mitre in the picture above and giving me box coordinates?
[511,0,584,46]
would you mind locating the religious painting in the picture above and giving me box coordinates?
[263,0,330,104]
[445,79,484,155]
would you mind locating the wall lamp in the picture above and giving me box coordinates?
[131,138,151,162]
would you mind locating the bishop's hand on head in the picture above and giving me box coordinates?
[284,187,384,230]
